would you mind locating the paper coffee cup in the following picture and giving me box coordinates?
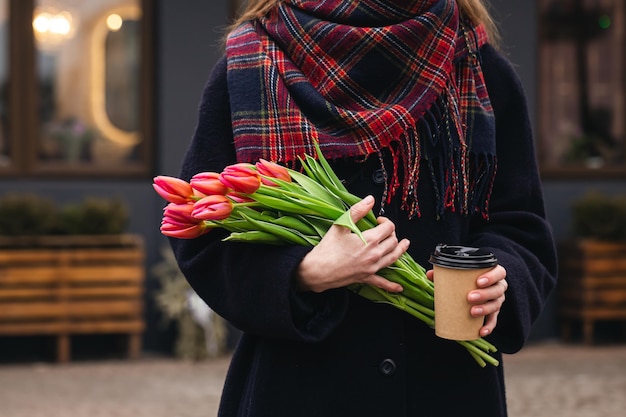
[429,244,498,341]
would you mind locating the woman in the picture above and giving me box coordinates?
[170,0,557,415]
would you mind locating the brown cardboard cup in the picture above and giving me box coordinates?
[429,245,498,341]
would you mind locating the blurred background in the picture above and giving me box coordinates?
[0,0,625,416]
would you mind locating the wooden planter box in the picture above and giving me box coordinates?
[0,234,145,362]
[558,239,626,344]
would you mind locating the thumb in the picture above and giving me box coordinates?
[350,195,375,223]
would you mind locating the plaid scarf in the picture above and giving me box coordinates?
[226,0,496,218]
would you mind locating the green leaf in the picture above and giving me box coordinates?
[295,214,333,238]
[288,170,345,209]
[312,140,347,191]
[273,216,318,236]
[240,213,319,246]
[254,185,345,219]
[333,208,366,244]
[223,231,285,245]
[249,193,320,216]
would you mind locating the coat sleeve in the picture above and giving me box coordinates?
[467,45,558,354]
[169,56,349,342]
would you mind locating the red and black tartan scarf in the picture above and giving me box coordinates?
[226,0,496,218]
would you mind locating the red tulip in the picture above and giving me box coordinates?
[192,195,233,221]
[256,159,291,186]
[219,163,261,194]
[227,192,255,204]
[160,203,209,238]
[191,172,229,196]
[153,176,193,204]
[161,222,209,239]
[163,202,196,223]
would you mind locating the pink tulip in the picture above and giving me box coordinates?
[161,222,209,239]
[153,176,193,204]
[191,172,229,196]
[192,195,233,221]
[163,202,196,224]
[219,163,261,194]
[227,192,255,204]
[160,203,209,239]
[256,159,292,186]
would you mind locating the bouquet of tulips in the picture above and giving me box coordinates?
[153,143,499,367]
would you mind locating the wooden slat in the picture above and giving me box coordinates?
[62,286,143,298]
[0,285,143,298]
[0,302,66,319]
[0,249,144,265]
[0,300,142,320]
[0,267,60,284]
[63,266,144,283]
[0,237,146,361]
[65,300,143,317]
[0,320,145,335]
[65,320,145,334]
[0,287,57,299]
[1,266,143,285]
[0,234,144,249]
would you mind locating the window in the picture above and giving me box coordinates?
[1,0,154,178]
[538,0,626,177]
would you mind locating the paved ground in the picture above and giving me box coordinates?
[0,342,625,417]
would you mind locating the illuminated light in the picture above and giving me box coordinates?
[32,7,78,50]
[599,15,611,29]
[106,13,123,32]
[32,12,52,33]
[50,11,72,35]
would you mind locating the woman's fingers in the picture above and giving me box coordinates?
[466,265,508,335]
[349,194,375,224]
[296,196,409,293]
[468,265,507,306]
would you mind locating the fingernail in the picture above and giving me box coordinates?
[363,195,374,204]
[477,277,489,286]
[468,292,481,302]
[482,328,491,336]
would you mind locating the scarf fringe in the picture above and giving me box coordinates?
[382,93,496,220]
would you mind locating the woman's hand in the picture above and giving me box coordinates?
[296,195,410,293]
[426,265,508,337]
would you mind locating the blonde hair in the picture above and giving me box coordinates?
[228,0,499,47]
[457,0,500,47]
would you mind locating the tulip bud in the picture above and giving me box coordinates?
[256,159,292,186]
[192,195,233,221]
[160,203,210,239]
[161,222,210,239]
[153,176,193,204]
[219,163,261,194]
[191,172,229,196]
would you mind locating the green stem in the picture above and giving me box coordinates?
[457,340,500,367]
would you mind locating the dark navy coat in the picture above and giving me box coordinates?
[170,44,557,417]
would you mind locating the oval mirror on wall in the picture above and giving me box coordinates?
[91,4,140,147]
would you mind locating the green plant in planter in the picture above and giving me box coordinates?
[0,194,129,236]
[571,192,626,241]
[0,194,59,236]
[58,197,129,235]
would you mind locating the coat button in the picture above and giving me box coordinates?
[379,358,396,376]
[371,169,385,184]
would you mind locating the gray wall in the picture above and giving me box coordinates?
[152,0,229,350]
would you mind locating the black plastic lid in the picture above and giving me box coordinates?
[429,244,498,269]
